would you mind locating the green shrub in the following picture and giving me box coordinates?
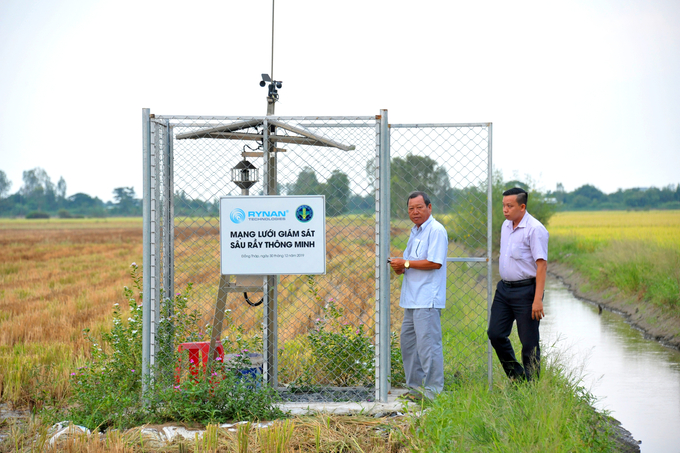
[290,277,374,388]
[289,276,400,390]
[306,299,374,387]
[25,211,50,219]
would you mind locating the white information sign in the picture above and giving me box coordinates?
[220,196,326,275]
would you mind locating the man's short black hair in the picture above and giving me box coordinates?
[503,187,528,206]
[407,191,431,207]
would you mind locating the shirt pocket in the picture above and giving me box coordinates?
[411,239,424,259]
[510,240,529,260]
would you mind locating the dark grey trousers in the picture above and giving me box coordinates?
[401,308,444,398]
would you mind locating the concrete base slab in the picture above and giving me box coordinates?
[276,388,415,416]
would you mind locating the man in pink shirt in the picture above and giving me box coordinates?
[487,188,549,381]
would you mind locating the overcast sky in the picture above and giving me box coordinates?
[1,0,679,202]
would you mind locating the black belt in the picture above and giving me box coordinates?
[502,278,536,288]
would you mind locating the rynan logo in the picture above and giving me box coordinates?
[230,208,246,224]
[247,210,288,220]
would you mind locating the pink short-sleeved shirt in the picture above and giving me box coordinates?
[499,211,549,282]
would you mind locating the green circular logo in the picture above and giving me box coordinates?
[295,205,313,222]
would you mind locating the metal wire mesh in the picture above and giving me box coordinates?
[142,112,492,402]
[390,124,492,383]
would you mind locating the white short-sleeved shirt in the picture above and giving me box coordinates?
[399,216,448,309]
[499,211,549,282]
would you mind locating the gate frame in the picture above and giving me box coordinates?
[388,121,494,393]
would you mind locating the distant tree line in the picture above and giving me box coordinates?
[547,183,680,211]
[2,166,677,219]
[0,168,141,218]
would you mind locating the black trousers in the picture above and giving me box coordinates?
[487,280,541,381]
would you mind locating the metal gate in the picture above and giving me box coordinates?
[142,109,492,402]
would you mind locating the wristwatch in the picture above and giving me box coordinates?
[404,260,410,269]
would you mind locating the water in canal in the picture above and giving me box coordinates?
[541,277,680,453]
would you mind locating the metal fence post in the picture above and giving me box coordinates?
[142,108,151,397]
[161,121,174,375]
[262,117,278,388]
[487,122,494,390]
[151,121,161,371]
[376,109,391,402]
[163,122,174,301]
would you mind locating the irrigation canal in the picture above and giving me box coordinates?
[542,277,680,452]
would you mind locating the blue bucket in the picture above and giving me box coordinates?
[225,353,263,387]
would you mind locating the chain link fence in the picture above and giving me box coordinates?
[142,110,492,402]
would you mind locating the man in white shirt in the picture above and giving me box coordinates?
[488,187,549,381]
[389,191,448,399]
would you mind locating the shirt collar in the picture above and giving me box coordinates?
[504,211,531,231]
[412,215,433,233]
[513,211,531,230]
[518,211,531,228]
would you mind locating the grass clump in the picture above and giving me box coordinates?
[409,353,616,452]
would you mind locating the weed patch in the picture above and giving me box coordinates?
[40,264,284,430]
